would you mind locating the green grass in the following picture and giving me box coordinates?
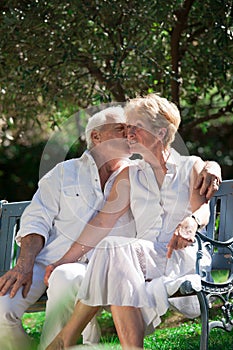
[22,272,233,348]
[211,269,229,283]
[22,309,233,349]
[23,312,45,344]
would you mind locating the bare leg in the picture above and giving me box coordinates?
[46,301,100,350]
[111,305,145,350]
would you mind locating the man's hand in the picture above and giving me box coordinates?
[195,161,222,201]
[44,264,55,286]
[167,217,197,258]
[0,264,33,298]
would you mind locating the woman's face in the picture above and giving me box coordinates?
[126,111,159,156]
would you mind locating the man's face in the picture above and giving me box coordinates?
[90,111,132,160]
[100,122,127,142]
[98,121,129,158]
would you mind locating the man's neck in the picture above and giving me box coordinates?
[90,150,126,190]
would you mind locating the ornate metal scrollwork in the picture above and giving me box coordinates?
[205,287,233,332]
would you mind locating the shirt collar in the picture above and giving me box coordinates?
[166,148,181,170]
[82,149,132,176]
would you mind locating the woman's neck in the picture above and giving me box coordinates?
[144,144,170,171]
[146,146,171,188]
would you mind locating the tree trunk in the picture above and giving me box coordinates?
[170,0,195,108]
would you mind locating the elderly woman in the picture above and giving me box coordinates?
[45,94,219,350]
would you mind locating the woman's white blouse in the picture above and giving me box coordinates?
[129,148,199,243]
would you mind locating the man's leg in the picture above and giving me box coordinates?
[111,305,145,350]
[81,315,101,345]
[46,301,100,349]
[0,263,46,350]
[39,263,101,349]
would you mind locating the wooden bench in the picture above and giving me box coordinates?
[0,179,233,349]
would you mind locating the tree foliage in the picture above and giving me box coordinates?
[0,0,233,200]
[1,0,232,137]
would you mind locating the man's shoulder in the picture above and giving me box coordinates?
[41,156,84,181]
[56,152,88,170]
[60,157,81,167]
[49,158,81,172]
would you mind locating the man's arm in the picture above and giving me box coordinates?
[0,234,44,298]
[195,160,222,200]
[0,164,62,298]
[167,158,210,258]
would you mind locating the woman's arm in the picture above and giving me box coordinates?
[44,167,130,285]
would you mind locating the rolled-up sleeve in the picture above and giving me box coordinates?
[16,164,62,246]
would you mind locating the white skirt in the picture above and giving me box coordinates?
[77,236,211,332]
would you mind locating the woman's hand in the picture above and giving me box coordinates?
[44,264,56,286]
[167,216,197,258]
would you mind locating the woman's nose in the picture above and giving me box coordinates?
[127,125,136,138]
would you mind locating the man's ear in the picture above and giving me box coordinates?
[91,130,101,145]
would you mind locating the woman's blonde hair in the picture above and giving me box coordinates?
[125,93,181,147]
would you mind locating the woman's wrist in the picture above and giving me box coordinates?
[191,214,203,229]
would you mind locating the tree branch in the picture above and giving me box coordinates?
[183,100,233,130]
[79,56,126,101]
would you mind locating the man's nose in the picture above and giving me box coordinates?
[123,126,128,138]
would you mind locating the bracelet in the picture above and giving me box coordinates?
[191,215,201,230]
[76,244,86,262]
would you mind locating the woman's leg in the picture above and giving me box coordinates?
[46,301,100,349]
[111,305,145,349]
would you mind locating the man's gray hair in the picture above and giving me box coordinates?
[85,106,125,149]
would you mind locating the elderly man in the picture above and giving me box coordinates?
[0,105,221,350]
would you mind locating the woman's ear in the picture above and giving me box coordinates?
[157,128,167,141]
[91,130,101,145]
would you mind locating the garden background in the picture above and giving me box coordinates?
[1,1,233,349]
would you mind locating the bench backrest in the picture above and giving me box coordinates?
[0,200,30,276]
[205,179,233,271]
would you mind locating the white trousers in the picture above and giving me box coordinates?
[0,262,100,350]
[0,262,46,350]
[39,262,101,350]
